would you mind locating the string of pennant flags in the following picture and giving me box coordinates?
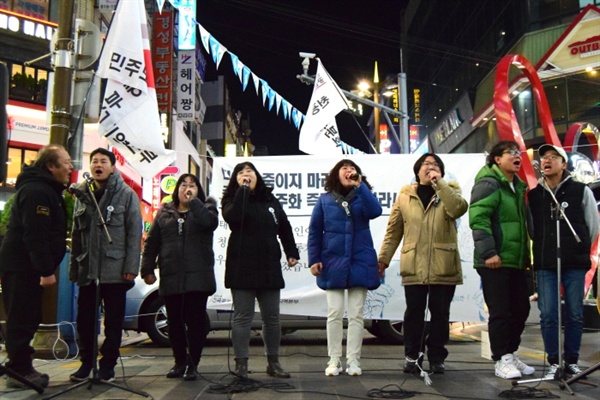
[157,0,364,154]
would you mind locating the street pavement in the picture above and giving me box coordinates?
[1,322,599,399]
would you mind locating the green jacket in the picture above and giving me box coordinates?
[469,164,529,269]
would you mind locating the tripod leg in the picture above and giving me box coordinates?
[0,364,45,394]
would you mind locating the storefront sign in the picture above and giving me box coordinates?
[153,10,173,113]
[176,50,196,121]
[0,9,56,41]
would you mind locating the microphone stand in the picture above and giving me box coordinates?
[43,177,149,399]
[515,171,579,394]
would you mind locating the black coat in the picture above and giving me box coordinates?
[222,186,299,290]
[0,166,67,277]
[141,197,219,296]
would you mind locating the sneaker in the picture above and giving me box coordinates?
[325,357,343,376]
[513,352,535,375]
[6,370,49,389]
[346,359,362,376]
[69,363,92,382]
[97,367,115,383]
[565,364,583,376]
[544,364,559,379]
[495,354,522,379]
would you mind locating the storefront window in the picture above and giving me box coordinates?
[1,147,38,188]
[544,79,568,122]
[567,70,600,126]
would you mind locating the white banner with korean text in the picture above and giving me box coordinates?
[208,154,489,323]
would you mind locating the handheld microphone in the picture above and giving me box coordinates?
[350,173,360,181]
[82,172,94,184]
[68,184,85,198]
[241,179,249,188]
[428,171,438,187]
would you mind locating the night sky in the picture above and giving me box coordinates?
[196,0,409,155]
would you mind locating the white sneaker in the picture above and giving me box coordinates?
[544,364,559,379]
[346,359,362,376]
[325,357,342,376]
[513,352,535,375]
[495,354,522,379]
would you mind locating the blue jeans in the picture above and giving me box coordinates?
[536,269,586,365]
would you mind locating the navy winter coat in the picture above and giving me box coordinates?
[308,183,382,290]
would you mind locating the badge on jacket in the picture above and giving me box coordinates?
[36,205,50,216]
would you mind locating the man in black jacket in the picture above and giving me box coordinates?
[528,144,599,379]
[0,144,72,389]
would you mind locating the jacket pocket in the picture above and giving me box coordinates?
[400,242,417,277]
[431,242,459,277]
[106,249,126,260]
[73,205,89,230]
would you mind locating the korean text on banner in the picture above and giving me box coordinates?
[97,0,176,181]
[298,60,348,155]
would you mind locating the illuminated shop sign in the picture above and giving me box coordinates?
[568,35,600,58]
[0,9,56,41]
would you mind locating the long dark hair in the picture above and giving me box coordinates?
[172,173,206,208]
[486,140,519,167]
[324,159,373,194]
[221,161,269,201]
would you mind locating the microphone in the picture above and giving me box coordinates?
[241,180,249,189]
[350,173,360,181]
[532,160,545,177]
[428,170,438,187]
[82,172,94,184]
[68,184,85,198]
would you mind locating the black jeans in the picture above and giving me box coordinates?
[403,284,456,362]
[1,271,43,374]
[76,282,131,370]
[477,267,530,361]
[163,291,210,367]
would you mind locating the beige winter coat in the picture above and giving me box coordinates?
[378,179,468,285]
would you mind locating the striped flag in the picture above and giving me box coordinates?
[97,0,176,181]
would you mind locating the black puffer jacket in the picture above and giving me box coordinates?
[0,166,67,277]
[141,197,218,296]
[222,186,299,290]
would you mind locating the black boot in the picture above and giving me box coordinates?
[234,357,248,379]
[166,363,186,378]
[266,355,290,378]
[183,363,198,381]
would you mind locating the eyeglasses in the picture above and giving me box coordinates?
[422,161,440,168]
[541,155,562,162]
[503,149,522,157]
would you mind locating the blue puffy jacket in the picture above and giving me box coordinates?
[308,183,382,290]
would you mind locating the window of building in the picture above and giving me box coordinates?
[1,147,39,188]
[9,62,49,104]
[567,70,600,125]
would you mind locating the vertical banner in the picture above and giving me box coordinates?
[177,50,195,121]
[298,59,348,155]
[177,0,196,50]
[153,10,173,114]
[96,0,176,181]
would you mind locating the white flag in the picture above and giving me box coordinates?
[299,59,349,155]
[97,0,176,181]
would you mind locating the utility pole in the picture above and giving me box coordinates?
[49,0,75,146]
[398,49,410,154]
